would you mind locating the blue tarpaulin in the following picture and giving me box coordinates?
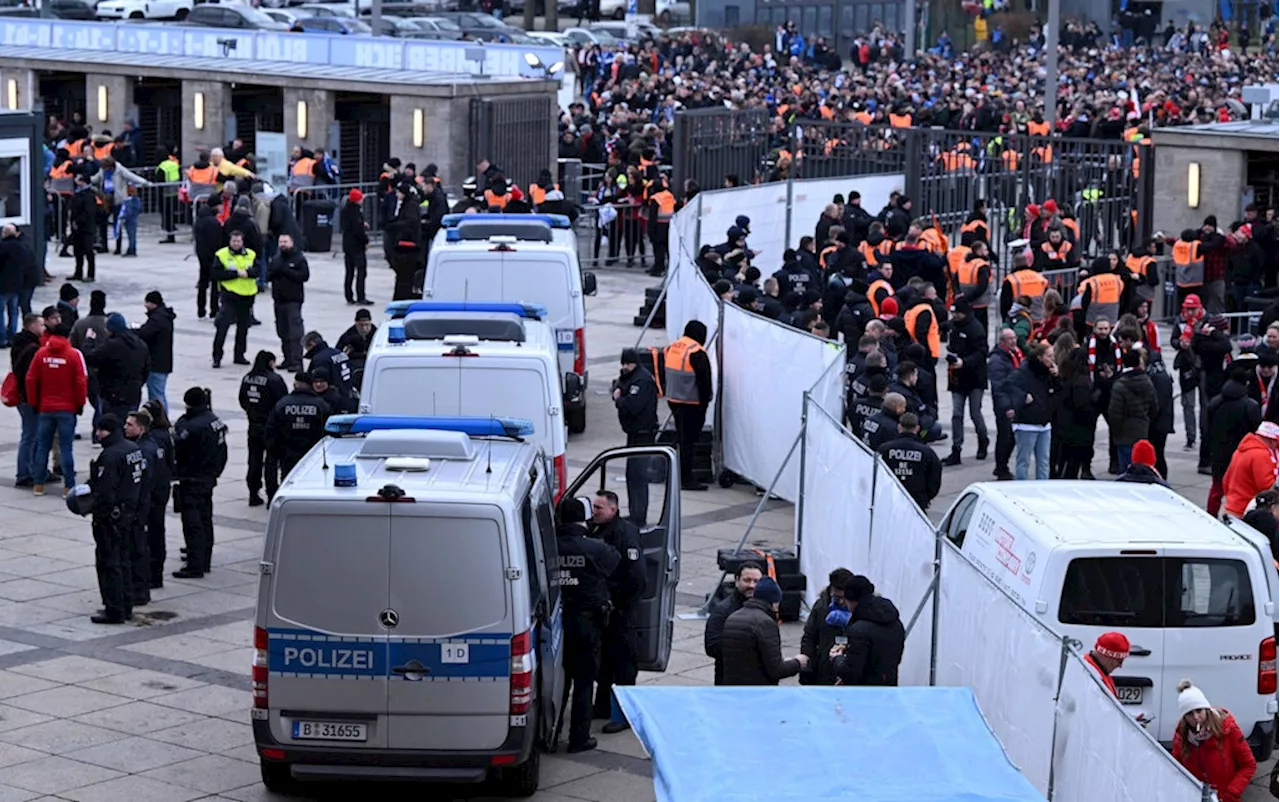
[615,686,1047,802]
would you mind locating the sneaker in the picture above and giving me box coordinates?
[32,484,45,496]
[62,487,70,498]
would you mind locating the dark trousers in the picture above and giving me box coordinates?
[197,256,220,318]
[130,502,151,604]
[101,397,138,427]
[148,486,169,585]
[1059,444,1092,479]
[994,414,1014,474]
[564,609,603,747]
[274,301,304,369]
[344,252,368,302]
[212,293,253,363]
[1149,429,1169,481]
[248,430,283,499]
[973,306,989,337]
[93,514,132,617]
[595,606,639,717]
[160,196,178,235]
[178,482,215,574]
[649,224,669,273]
[625,431,654,527]
[72,229,96,280]
[670,403,707,486]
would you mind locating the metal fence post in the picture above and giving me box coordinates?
[1045,635,1072,801]
[795,391,810,555]
[712,298,726,478]
[784,124,798,250]
[928,531,942,686]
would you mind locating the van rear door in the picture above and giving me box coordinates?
[265,504,391,749]
[564,445,681,671]
[384,504,513,751]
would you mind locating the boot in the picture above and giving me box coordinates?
[975,436,989,460]
[113,239,121,256]
[942,448,962,467]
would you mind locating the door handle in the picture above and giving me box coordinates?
[1128,645,1153,658]
[392,660,430,678]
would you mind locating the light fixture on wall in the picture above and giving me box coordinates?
[412,108,424,149]
[296,100,308,140]
[96,85,108,123]
[1188,162,1201,209]
[193,91,206,130]
[5,79,16,111]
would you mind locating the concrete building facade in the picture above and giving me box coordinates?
[1152,121,1280,237]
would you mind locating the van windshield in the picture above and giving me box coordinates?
[1058,557,1256,628]
[432,255,573,328]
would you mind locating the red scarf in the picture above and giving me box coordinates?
[1140,318,1160,352]
[1006,346,1023,369]
[1088,336,1121,372]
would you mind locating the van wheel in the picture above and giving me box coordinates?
[567,407,586,434]
[175,7,188,18]
[497,750,540,797]
[128,10,144,17]
[259,760,294,794]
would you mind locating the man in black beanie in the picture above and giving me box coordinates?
[172,387,228,578]
[88,413,143,624]
[663,320,714,490]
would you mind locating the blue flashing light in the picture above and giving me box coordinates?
[386,301,547,320]
[387,322,406,343]
[333,463,358,487]
[446,229,462,242]
[325,415,536,438]
[441,213,572,229]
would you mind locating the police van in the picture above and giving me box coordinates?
[424,214,596,434]
[251,415,681,796]
[360,301,572,498]
[941,481,1278,756]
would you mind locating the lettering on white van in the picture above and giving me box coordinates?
[1220,654,1253,661]
[282,646,375,670]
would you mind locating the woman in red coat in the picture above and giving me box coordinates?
[1171,680,1257,802]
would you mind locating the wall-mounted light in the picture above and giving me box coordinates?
[1187,162,1201,209]
[5,79,16,111]
[96,85,108,123]
[193,91,205,130]
[412,108,424,149]
[296,100,308,140]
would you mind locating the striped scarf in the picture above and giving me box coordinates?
[1008,347,1024,369]
[1088,336,1121,371]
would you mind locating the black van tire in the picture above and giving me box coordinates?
[260,760,294,794]
[567,406,587,434]
[498,750,540,797]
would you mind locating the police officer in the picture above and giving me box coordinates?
[238,350,288,506]
[173,387,228,579]
[875,412,943,511]
[124,409,157,608]
[848,373,889,442]
[310,367,353,415]
[555,497,619,754]
[589,490,646,733]
[264,372,330,488]
[88,413,143,624]
[141,399,174,590]
[613,348,659,527]
[303,331,353,401]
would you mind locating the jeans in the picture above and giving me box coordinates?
[146,373,169,413]
[16,402,38,482]
[1117,444,1133,473]
[1014,428,1051,480]
[950,389,989,450]
[0,292,18,345]
[114,196,140,253]
[34,411,77,488]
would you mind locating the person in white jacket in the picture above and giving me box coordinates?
[90,157,151,257]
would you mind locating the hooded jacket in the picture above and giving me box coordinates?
[136,305,176,374]
[1172,711,1256,802]
[719,597,802,686]
[1207,379,1263,479]
[193,204,225,264]
[833,595,906,686]
[268,246,310,305]
[87,330,150,406]
[340,198,369,256]
[25,334,88,413]
[1008,357,1059,426]
[224,202,264,256]
[1222,434,1279,519]
[1107,367,1159,446]
[10,328,42,404]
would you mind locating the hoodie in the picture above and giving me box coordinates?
[86,329,150,406]
[1207,379,1263,478]
[832,595,906,686]
[1222,433,1280,518]
[25,334,88,413]
[193,204,225,264]
[136,305,176,374]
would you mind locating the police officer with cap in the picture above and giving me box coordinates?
[556,496,620,754]
[613,348,659,526]
[124,409,157,608]
[239,350,288,506]
[173,387,228,579]
[310,367,352,415]
[264,372,330,488]
[589,490,646,732]
[88,413,144,624]
[302,331,353,401]
[875,412,943,511]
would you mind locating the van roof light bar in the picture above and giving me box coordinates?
[325,415,536,439]
[385,301,547,320]
[441,213,572,229]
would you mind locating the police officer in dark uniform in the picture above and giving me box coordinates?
[173,387,228,579]
[555,496,619,754]
[848,373,889,442]
[141,399,174,590]
[238,350,288,506]
[124,409,157,608]
[613,348,659,527]
[588,490,646,733]
[264,372,330,489]
[875,412,943,511]
[88,414,143,624]
[303,331,353,401]
[310,367,353,415]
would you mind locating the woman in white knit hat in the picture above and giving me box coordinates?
[1171,679,1257,802]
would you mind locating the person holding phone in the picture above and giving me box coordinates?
[828,575,905,687]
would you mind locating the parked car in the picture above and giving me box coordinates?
[366,14,430,36]
[46,0,99,19]
[263,8,300,25]
[403,15,464,38]
[430,10,524,41]
[296,14,370,32]
[655,0,689,22]
[184,3,289,28]
[587,20,659,40]
[294,2,355,16]
[596,0,624,20]
[97,0,192,19]
[525,30,567,47]
[562,26,619,46]
[503,0,573,16]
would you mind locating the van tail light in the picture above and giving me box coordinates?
[1258,636,1276,695]
[573,328,586,376]
[253,626,269,710]
[552,454,567,504]
[509,630,534,715]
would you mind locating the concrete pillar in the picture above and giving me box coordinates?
[84,73,134,139]
[181,80,232,164]
[283,88,335,154]
[0,67,36,113]
[389,95,465,190]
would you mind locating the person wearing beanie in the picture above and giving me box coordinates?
[1106,346,1158,472]
[612,346,659,525]
[554,495,619,754]
[67,170,99,280]
[86,412,143,624]
[878,295,899,319]
[1084,632,1129,697]
[136,290,176,412]
[1172,680,1255,802]
[171,386,228,579]
[829,574,905,686]
[267,231,310,373]
[84,311,149,425]
[340,187,371,305]
[336,306,378,368]
[1115,439,1168,486]
[57,282,80,327]
[665,319,714,490]
[719,575,807,686]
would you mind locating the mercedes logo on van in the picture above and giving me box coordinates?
[1023,551,1037,576]
[379,609,399,629]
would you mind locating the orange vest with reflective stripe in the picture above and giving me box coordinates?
[867,279,894,316]
[92,142,113,160]
[889,113,912,129]
[1004,270,1049,321]
[1061,218,1080,243]
[663,336,705,404]
[1001,149,1020,170]
[1125,253,1155,282]
[947,245,971,276]
[652,190,676,221]
[820,245,840,271]
[292,157,315,176]
[1041,240,1073,264]
[1172,240,1204,287]
[484,190,511,210]
[920,228,947,255]
[960,219,987,240]
[903,303,940,358]
[186,165,217,184]
[1027,120,1050,136]
[859,240,892,267]
[529,184,547,206]
[1080,273,1123,324]
[953,258,990,308]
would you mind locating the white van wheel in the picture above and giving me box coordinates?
[567,407,586,434]
[259,760,293,794]
[497,750,540,797]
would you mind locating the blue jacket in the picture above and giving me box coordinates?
[987,346,1020,414]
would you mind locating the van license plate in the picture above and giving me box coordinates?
[1115,687,1144,706]
[293,721,368,741]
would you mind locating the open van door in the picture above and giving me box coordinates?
[564,445,680,672]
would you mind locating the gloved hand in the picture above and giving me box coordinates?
[825,606,851,630]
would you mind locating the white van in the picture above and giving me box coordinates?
[426,215,596,434]
[941,481,1277,756]
[360,302,570,498]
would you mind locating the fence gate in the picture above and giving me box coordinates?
[672,107,772,193]
[469,96,555,190]
[338,117,390,186]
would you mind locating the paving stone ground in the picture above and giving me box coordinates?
[0,240,1270,800]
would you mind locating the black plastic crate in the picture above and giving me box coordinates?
[779,590,803,622]
[716,547,800,577]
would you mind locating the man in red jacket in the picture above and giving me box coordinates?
[26,323,88,497]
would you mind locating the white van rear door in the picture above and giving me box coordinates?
[498,251,576,377]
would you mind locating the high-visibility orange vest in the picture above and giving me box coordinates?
[867,279,894,316]
[960,219,988,241]
[947,245,971,276]
[903,303,940,358]
[1172,240,1204,287]
[820,244,840,271]
[859,240,892,267]
[92,142,113,160]
[1031,144,1054,164]
[292,157,315,176]
[186,164,217,184]
[1001,149,1020,171]
[889,113,912,129]
[920,228,947,255]
[953,258,990,308]
[66,139,86,157]
[652,190,676,221]
[853,111,873,125]
[484,190,511,210]
[1080,273,1123,324]
[663,336,705,404]
[1126,253,1157,302]
[529,183,557,206]
[1004,269,1049,321]
[1040,240,1073,264]
[1061,217,1080,243]
[1027,120,1050,136]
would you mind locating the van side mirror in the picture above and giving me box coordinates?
[582,271,597,296]
[563,372,583,396]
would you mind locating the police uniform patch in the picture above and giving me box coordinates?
[629,385,638,395]
[627,548,639,560]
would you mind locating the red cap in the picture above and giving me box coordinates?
[1042,199,1059,215]
[1131,439,1156,468]
[349,188,364,203]
[1181,294,1203,308]
[1094,632,1130,661]
[879,296,899,317]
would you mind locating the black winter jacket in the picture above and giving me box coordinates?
[987,347,1020,414]
[1147,360,1176,436]
[832,595,905,686]
[1008,358,1059,426]
[1207,380,1263,479]
[193,204,224,264]
[720,598,802,686]
[87,331,150,406]
[800,588,843,686]
[136,306,176,374]
[1192,327,1233,400]
[704,588,747,686]
[946,314,988,393]
[340,199,369,256]
[614,365,658,435]
[268,248,310,305]
[1107,369,1159,446]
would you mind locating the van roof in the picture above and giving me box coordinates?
[371,314,557,355]
[431,238,579,260]
[975,481,1248,549]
